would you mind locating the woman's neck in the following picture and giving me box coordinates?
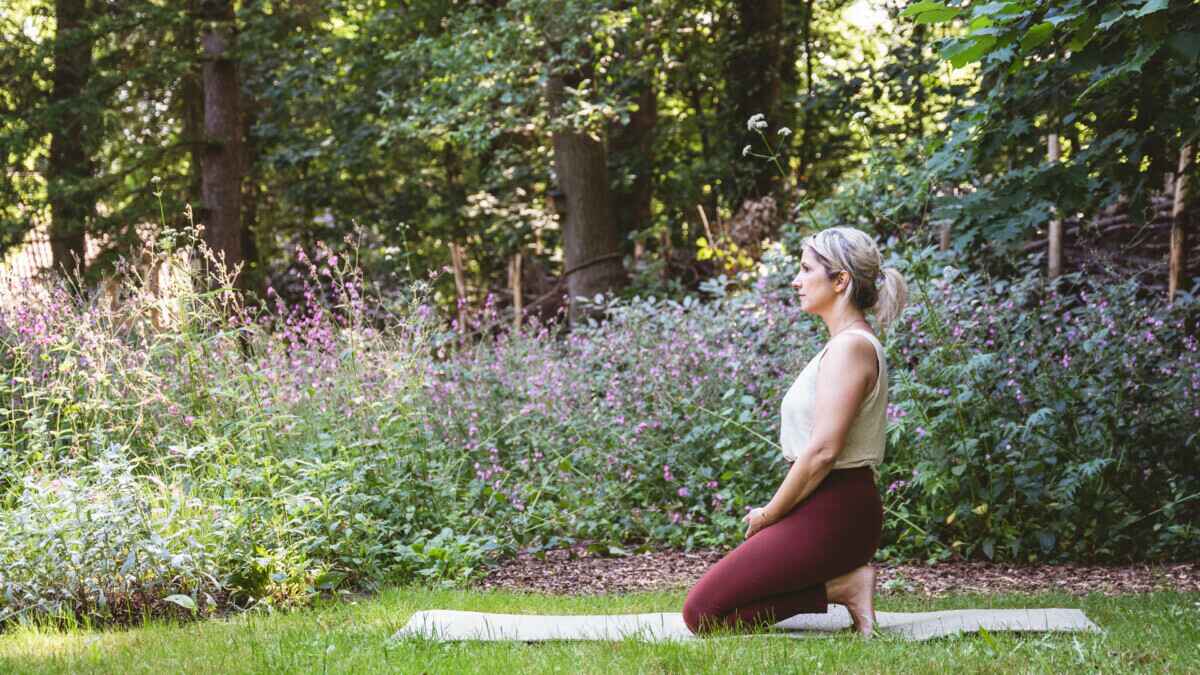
[823,311,870,338]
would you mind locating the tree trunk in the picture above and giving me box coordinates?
[48,0,94,278]
[546,72,627,323]
[610,82,657,257]
[509,252,523,330]
[240,94,263,298]
[181,0,204,225]
[1047,133,1062,279]
[199,0,245,286]
[729,0,785,198]
[798,0,815,186]
[1169,144,1193,303]
[450,242,469,336]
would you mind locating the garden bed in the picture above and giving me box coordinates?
[476,545,1200,597]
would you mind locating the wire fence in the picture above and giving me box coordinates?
[0,226,104,291]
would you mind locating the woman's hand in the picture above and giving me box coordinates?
[743,507,773,539]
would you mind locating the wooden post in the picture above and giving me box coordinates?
[1169,144,1193,303]
[938,220,952,251]
[509,252,523,331]
[449,242,468,335]
[1047,133,1062,279]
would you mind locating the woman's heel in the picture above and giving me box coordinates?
[826,564,877,636]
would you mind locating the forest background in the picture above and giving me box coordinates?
[0,0,1198,623]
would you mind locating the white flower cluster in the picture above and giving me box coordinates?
[746,113,767,132]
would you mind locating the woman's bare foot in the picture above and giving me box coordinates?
[825,564,877,636]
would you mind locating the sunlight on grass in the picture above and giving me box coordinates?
[1,588,1196,674]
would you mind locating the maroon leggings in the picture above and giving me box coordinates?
[682,466,883,635]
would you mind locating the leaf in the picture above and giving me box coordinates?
[1045,12,1082,27]
[915,8,961,23]
[1067,24,1095,50]
[1131,0,1168,18]
[164,594,197,612]
[968,16,994,30]
[1020,22,1055,53]
[942,37,997,67]
[900,1,950,19]
[985,44,1017,64]
[1075,44,1160,101]
[978,625,1000,650]
[1097,8,1126,31]
[970,2,1012,18]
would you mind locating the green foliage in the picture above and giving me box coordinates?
[0,236,502,623]
[420,242,1200,565]
[902,0,1200,258]
[879,246,1200,562]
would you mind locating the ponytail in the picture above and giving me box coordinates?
[872,267,909,336]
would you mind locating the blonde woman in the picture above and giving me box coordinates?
[683,227,909,636]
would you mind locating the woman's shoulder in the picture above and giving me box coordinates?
[829,328,882,350]
[821,331,878,365]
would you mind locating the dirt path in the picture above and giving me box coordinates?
[475,546,1200,597]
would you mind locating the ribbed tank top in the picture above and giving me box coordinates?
[779,328,888,472]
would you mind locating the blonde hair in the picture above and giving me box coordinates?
[800,226,909,336]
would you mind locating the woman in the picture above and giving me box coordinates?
[682,226,908,637]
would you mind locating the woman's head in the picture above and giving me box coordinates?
[790,227,909,335]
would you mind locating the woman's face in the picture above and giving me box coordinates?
[791,246,845,313]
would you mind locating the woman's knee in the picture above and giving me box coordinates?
[682,591,722,635]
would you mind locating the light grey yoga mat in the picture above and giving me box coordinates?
[394,606,1101,642]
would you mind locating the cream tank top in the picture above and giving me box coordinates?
[779,328,888,471]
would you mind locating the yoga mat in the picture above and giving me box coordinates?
[393,606,1100,642]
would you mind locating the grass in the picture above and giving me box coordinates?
[0,587,1196,674]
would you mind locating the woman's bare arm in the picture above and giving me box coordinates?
[760,336,877,523]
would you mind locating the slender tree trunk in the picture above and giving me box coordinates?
[546,72,627,322]
[181,0,204,224]
[240,91,263,298]
[729,0,785,198]
[509,252,523,330]
[798,0,815,186]
[1047,133,1062,279]
[610,82,657,257]
[1169,144,1193,303]
[199,0,245,285]
[48,0,94,278]
[910,23,927,141]
[450,242,469,335]
[938,220,952,251]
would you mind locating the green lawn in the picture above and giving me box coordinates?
[1,587,1197,674]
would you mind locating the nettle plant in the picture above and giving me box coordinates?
[422,239,1199,564]
[418,247,825,553]
[880,247,1200,563]
[0,228,494,622]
